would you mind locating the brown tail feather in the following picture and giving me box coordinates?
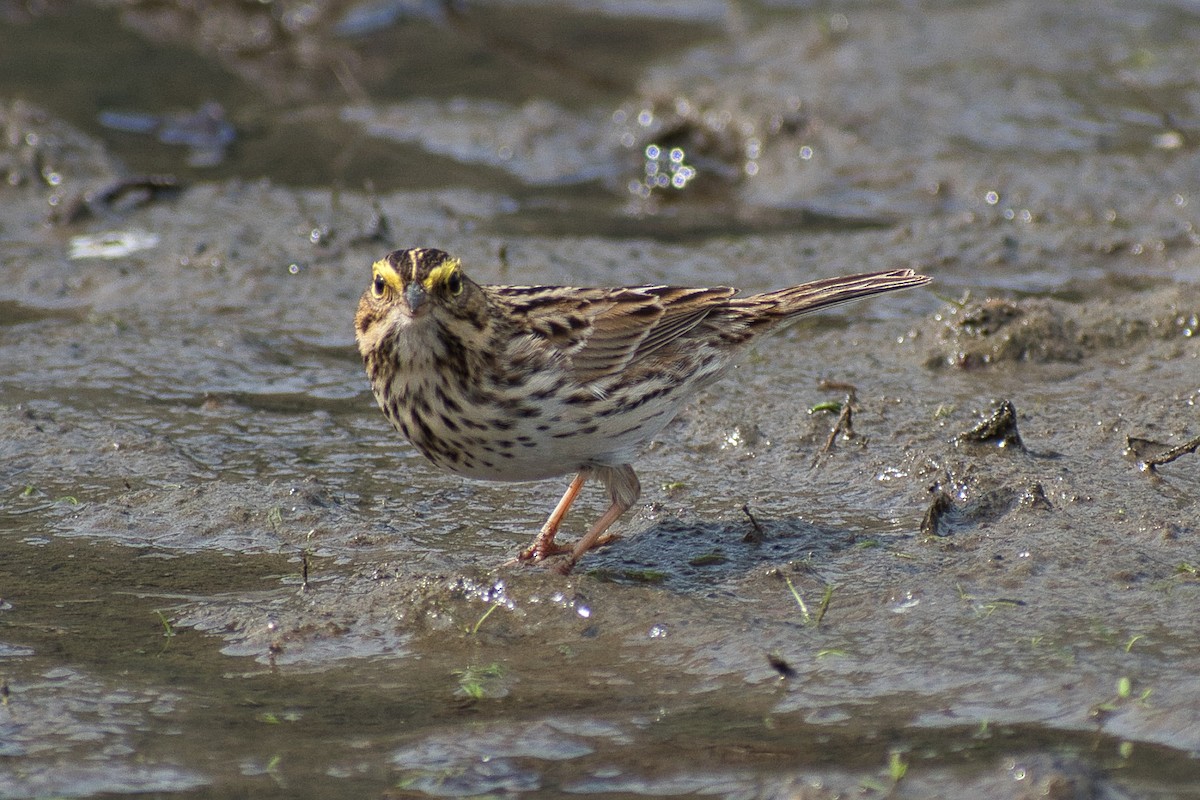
[743,269,931,321]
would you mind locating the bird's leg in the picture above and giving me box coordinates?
[518,469,590,562]
[552,464,640,575]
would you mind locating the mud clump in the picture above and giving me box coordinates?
[925,298,1083,369]
[924,289,1200,369]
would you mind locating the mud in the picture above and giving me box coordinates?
[2,1,1199,798]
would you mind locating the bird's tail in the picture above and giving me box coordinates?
[743,269,931,324]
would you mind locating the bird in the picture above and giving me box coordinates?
[355,247,930,573]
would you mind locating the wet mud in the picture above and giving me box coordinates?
[2,1,1199,798]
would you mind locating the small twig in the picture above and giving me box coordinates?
[741,503,765,543]
[819,401,853,457]
[811,388,857,467]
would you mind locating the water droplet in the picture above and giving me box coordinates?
[1153,130,1183,150]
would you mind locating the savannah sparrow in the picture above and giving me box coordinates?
[355,248,930,573]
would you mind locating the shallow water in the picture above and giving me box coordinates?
[2,1,1200,798]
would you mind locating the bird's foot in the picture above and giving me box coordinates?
[507,532,622,571]
[504,528,571,566]
[515,539,573,563]
[546,532,624,575]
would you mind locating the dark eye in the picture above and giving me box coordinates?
[446,270,463,296]
[371,274,386,298]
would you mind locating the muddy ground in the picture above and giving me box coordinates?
[1,1,1199,798]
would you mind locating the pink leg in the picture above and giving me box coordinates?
[550,498,631,575]
[518,470,590,562]
[551,463,641,575]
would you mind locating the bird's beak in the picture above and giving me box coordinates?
[404,281,427,316]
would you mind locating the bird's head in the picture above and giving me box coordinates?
[355,248,484,357]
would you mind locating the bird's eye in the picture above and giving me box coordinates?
[446,270,463,296]
[371,274,387,298]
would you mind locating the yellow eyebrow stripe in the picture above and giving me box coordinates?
[424,259,461,292]
[372,257,403,292]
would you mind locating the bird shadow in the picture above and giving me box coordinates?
[579,513,873,593]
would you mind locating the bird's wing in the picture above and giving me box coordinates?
[495,285,736,384]
[632,286,738,360]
